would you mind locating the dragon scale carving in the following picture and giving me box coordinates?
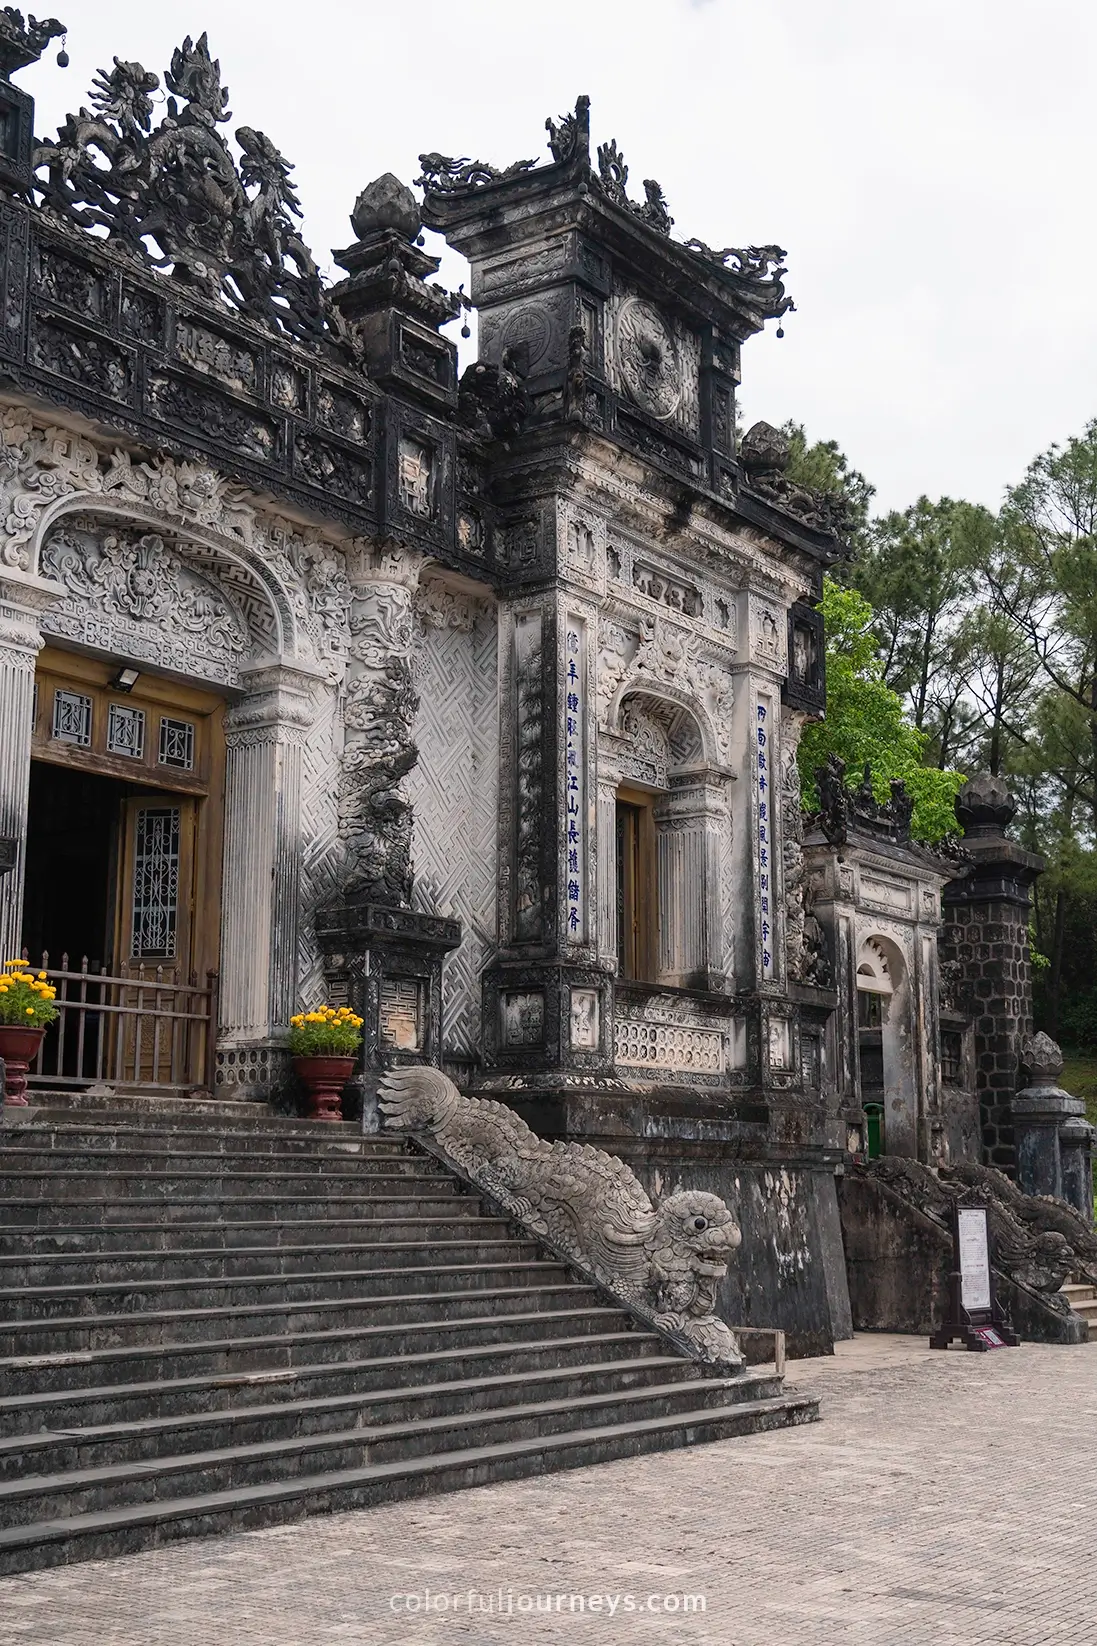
[379,1065,744,1365]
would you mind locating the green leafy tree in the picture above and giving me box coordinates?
[853,496,995,763]
[996,422,1097,832]
[798,578,964,842]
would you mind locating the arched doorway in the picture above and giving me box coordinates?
[855,934,912,1157]
[609,691,729,991]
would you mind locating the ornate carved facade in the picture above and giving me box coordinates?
[0,31,908,1353]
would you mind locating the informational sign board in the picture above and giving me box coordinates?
[957,1206,992,1313]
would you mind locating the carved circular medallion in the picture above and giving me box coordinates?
[500,302,553,371]
[616,296,681,421]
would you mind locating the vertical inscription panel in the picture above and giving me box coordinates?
[513,611,544,942]
[564,615,586,943]
[756,691,776,982]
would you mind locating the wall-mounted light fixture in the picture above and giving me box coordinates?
[109,666,141,693]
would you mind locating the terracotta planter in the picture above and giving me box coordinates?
[0,1024,45,1107]
[293,1054,355,1122]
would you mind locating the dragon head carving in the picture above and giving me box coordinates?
[641,1191,742,1319]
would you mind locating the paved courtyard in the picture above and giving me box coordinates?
[1,1333,1094,1646]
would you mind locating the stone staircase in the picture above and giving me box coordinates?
[0,1102,818,1574]
[1062,1281,1097,1325]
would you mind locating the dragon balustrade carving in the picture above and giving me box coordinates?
[379,1064,745,1365]
[864,1155,1096,1303]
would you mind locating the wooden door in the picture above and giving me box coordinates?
[112,794,199,1082]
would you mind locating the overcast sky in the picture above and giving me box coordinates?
[26,1,1097,513]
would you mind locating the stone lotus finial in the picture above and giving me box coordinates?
[955,772,1016,838]
[1021,1031,1065,1086]
[349,172,421,243]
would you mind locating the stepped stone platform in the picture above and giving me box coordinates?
[0,1096,818,1574]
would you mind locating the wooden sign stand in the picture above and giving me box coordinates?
[930,1201,1020,1351]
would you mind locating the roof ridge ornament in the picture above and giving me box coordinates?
[32,30,362,360]
[0,6,65,80]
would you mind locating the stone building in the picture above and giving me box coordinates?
[0,26,1085,1368]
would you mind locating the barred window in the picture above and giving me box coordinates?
[107,703,146,759]
[52,689,92,746]
[158,716,195,770]
[941,1029,964,1085]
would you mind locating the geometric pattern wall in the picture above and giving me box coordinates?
[407,587,499,1061]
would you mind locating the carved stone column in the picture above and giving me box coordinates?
[219,662,317,1065]
[653,771,730,991]
[596,761,621,971]
[317,545,461,1121]
[0,572,60,961]
[338,546,422,904]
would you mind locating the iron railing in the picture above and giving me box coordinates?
[18,951,219,1093]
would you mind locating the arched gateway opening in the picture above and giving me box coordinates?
[609,691,729,992]
[8,492,315,1095]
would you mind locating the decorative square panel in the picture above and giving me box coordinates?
[500,990,544,1048]
[569,988,599,1051]
[52,689,92,746]
[398,436,433,517]
[158,717,195,770]
[107,703,146,759]
[379,977,422,1051]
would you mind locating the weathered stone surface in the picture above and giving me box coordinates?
[379,1064,745,1365]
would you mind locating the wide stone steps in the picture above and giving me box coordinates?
[0,1105,818,1573]
[0,1216,522,1257]
[0,1353,716,1471]
[1062,1281,1097,1322]
[1,1191,483,1227]
[0,1302,634,1395]
[0,1258,572,1319]
[0,1395,818,1575]
[0,1330,674,1432]
[0,1373,793,1527]
[0,1234,544,1287]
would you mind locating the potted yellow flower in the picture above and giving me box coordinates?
[288,1005,364,1121]
[0,961,59,1107]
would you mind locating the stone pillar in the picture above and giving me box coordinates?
[0,572,59,961]
[1013,1032,1094,1220]
[219,662,317,1056]
[317,544,462,1121]
[595,762,620,972]
[1060,1119,1094,1224]
[940,773,1042,1173]
[653,770,730,991]
[338,547,422,905]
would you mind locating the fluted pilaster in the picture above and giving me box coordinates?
[219,662,317,1040]
[0,572,61,960]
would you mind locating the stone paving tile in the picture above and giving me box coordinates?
[0,1335,1095,1646]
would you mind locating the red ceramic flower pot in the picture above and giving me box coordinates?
[293,1054,355,1122]
[0,1024,45,1107]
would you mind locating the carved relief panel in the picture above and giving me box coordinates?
[607,286,700,440]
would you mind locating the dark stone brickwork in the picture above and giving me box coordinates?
[937,901,1033,1170]
[940,776,1043,1176]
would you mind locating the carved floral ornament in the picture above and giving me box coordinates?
[0,407,355,671]
[598,615,733,766]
